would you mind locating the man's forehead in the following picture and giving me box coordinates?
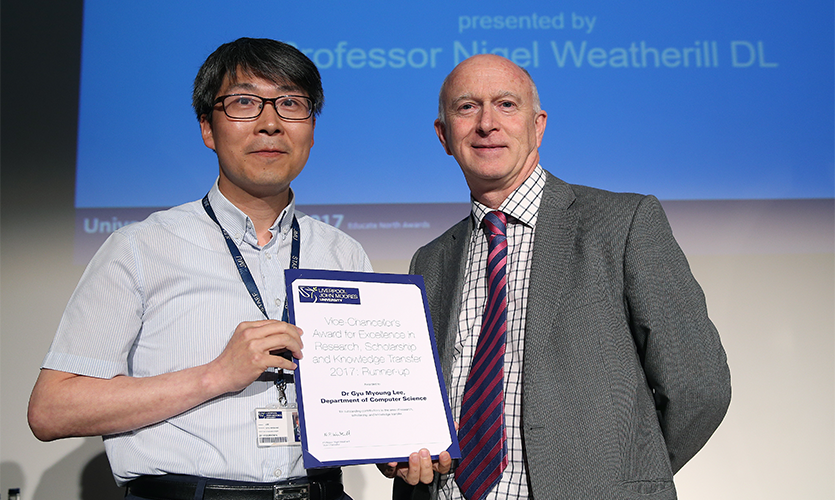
[454,55,527,79]
[444,62,531,101]
[219,74,305,96]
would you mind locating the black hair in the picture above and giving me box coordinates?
[192,37,323,121]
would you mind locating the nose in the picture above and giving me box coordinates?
[476,105,497,135]
[256,101,284,135]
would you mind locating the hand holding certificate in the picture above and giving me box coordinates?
[285,269,460,468]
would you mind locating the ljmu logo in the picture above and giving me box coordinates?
[298,286,361,304]
[298,286,321,302]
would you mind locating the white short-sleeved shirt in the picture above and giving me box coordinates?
[42,181,372,485]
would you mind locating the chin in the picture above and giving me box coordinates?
[466,164,513,181]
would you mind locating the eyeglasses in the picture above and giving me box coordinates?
[213,94,314,120]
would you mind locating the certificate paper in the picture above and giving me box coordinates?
[286,269,460,468]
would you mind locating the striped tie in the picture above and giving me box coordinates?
[455,210,509,500]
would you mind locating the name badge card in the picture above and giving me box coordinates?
[285,269,460,468]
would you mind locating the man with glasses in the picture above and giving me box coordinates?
[28,38,370,500]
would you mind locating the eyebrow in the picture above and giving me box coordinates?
[449,90,520,107]
[225,81,304,95]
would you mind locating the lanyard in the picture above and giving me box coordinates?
[201,194,300,322]
[202,194,300,406]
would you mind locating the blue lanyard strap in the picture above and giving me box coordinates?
[201,194,300,322]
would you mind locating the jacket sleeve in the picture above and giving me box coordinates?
[392,476,436,500]
[623,195,731,473]
[390,250,443,500]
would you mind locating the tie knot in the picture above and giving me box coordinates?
[483,211,507,238]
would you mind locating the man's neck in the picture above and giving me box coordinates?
[218,181,290,246]
[470,178,524,210]
[244,200,286,246]
[472,189,509,210]
[468,161,539,210]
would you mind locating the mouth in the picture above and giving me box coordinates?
[249,147,288,156]
[471,144,506,153]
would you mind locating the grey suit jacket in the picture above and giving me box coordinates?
[397,171,731,500]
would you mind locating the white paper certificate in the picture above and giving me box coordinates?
[285,269,460,468]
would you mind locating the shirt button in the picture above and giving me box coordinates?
[266,253,272,260]
[274,469,282,478]
[275,298,281,307]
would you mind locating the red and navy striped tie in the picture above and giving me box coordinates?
[455,210,509,500]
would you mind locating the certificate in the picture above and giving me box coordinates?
[285,269,460,468]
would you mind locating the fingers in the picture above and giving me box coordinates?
[239,320,305,364]
[418,449,435,484]
[211,320,305,393]
[377,449,447,485]
[402,451,421,485]
[402,449,435,485]
[435,450,453,475]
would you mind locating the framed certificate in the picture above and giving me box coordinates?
[286,269,460,468]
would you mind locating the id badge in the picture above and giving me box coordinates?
[255,408,301,447]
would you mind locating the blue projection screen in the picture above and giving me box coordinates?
[74,1,834,262]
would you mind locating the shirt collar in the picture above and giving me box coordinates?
[206,179,297,247]
[471,164,546,229]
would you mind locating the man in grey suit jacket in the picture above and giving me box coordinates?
[383,54,731,499]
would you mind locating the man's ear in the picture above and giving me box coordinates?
[199,114,216,151]
[534,110,547,148]
[434,119,452,156]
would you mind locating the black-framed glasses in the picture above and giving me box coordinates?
[214,94,314,120]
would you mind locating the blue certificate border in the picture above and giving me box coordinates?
[285,268,461,468]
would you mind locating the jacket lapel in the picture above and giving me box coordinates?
[524,174,578,384]
[433,218,472,386]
